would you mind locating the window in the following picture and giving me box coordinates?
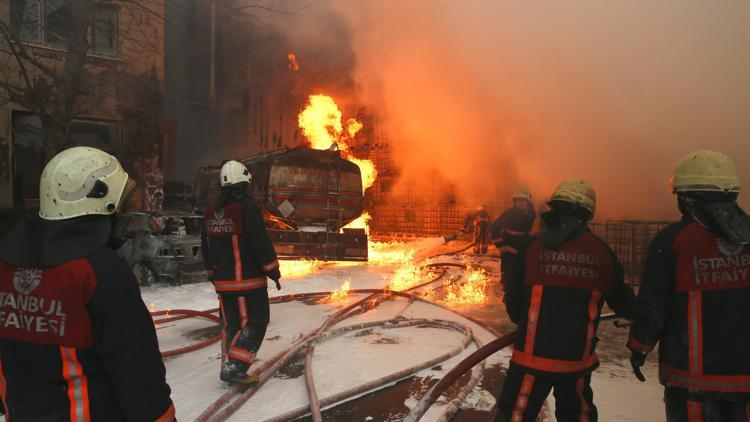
[10,0,42,42]
[9,0,118,57]
[92,7,117,57]
[44,0,73,48]
[10,111,120,206]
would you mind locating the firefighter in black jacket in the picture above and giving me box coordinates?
[498,179,635,422]
[0,147,175,421]
[492,187,537,280]
[628,150,750,421]
[464,206,492,254]
[201,160,281,384]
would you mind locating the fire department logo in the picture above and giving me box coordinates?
[215,208,224,220]
[12,267,43,295]
[716,238,744,257]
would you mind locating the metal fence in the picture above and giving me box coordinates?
[589,220,673,287]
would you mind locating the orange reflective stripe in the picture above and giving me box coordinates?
[213,278,268,292]
[262,259,279,272]
[511,349,599,374]
[583,291,602,358]
[155,403,176,422]
[660,365,750,392]
[688,291,703,375]
[238,296,248,328]
[232,235,242,280]
[0,357,9,421]
[511,373,535,422]
[228,347,256,364]
[576,377,591,422]
[219,296,228,362]
[687,400,702,422]
[60,347,90,422]
[627,335,655,354]
[524,286,543,354]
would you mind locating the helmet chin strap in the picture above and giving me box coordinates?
[679,195,750,246]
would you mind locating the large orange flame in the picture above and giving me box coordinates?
[297,94,378,193]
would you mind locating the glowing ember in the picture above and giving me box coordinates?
[442,266,490,305]
[298,94,378,193]
[326,279,352,302]
[280,259,323,278]
[288,53,300,71]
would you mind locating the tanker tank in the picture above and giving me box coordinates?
[193,147,368,261]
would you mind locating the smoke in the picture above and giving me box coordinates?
[322,0,750,220]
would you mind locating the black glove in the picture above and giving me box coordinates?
[267,269,281,290]
[630,350,647,382]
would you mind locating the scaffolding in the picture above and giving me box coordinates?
[589,220,673,288]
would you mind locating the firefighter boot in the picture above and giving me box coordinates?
[220,361,258,385]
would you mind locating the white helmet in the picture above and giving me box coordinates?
[220,160,252,187]
[39,147,134,220]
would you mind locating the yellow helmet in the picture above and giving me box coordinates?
[39,147,133,220]
[550,179,596,217]
[670,150,740,193]
[513,186,532,201]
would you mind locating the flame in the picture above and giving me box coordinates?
[389,259,438,291]
[298,94,378,194]
[346,118,363,138]
[288,53,300,71]
[325,279,352,302]
[280,259,323,278]
[298,94,342,150]
[368,240,417,265]
[442,266,490,305]
[344,211,371,233]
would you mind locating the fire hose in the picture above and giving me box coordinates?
[195,287,502,422]
[405,331,518,422]
[153,255,498,420]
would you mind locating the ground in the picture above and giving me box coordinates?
[141,239,664,421]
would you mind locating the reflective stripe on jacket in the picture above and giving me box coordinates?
[629,219,750,393]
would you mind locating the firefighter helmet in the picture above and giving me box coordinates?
[513,186,532,201]
[39,147,134,220]
[220,160,252,187]
[550,179,596,218]
[670,150,740,193]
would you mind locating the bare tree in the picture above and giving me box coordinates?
[0,0,165,159]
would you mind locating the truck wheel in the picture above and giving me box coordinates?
[132,263,157,286]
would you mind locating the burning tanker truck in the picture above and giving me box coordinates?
[193,146,369,261]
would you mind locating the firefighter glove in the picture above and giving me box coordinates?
[630,350,647,382]
[267,268,281,290]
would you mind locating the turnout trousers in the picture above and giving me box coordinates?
[219,289,270,371]
[474,222,491,254]
[497,364,597,422]
[665,387,750,422]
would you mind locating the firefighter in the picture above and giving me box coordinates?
[497,179,635,422]
[464,205,492,254]
[201,160,281,384]
[491,187,537,280]
[0,147,175,421]
[628,150,750,421]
